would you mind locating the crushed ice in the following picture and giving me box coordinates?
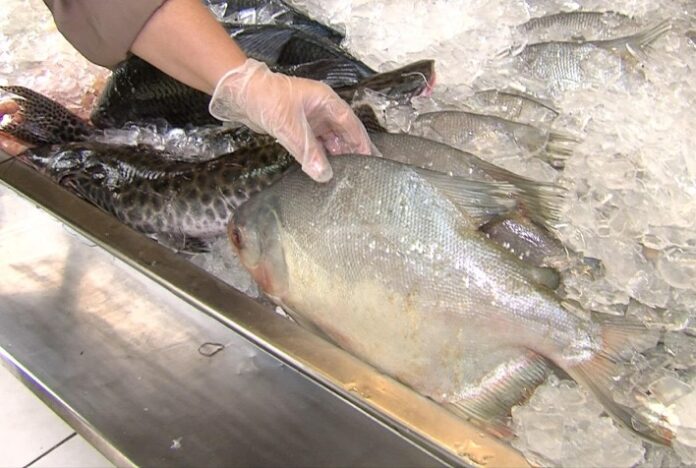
[3,0,695,465]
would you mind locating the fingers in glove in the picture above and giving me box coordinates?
[276,117,333,183]
[324,98,372,155]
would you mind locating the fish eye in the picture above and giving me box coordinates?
[230,226,243,248]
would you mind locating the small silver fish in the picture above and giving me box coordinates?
[410,110,576,169]
[519,11,641,43]
[511,21,671,93]
[463,89,559,125]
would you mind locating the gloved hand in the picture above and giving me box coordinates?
[209,58,371,182]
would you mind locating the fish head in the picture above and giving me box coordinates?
[229,196,289,299]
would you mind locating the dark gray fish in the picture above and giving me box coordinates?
[91,53,431,128]
[1,86,294,252]
[0,86,93,145]
[91,23,373,128]
[18,141,293,251]
[518,11,641,43]
[204,0,344,44]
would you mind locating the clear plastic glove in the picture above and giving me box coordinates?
[209,58,371,182]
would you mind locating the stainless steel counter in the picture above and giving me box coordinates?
[0,152,529,467]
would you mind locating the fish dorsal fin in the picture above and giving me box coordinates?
[413,167,518,226]
[229,25,296,64]
[280,59,366,88]
[454,153,566,228]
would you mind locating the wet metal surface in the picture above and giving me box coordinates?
[0,152,530,467]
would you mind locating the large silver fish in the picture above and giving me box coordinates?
[229,154,671,444]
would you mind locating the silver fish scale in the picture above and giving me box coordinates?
[412,110,550,156]
[370,132,492,179]
[519,11,641,43]
[514,42,595,87]
[235,155,600,399]
[465,90,559,124]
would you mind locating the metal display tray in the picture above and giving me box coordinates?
[0,152,529,467]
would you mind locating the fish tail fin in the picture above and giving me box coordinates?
[510,177,566,228]
[632,20,672,49]
[564,318,673,446]
[543,131,580,169]
[0,86,92,145]
[606,20,672,60]
[446,351,552,440]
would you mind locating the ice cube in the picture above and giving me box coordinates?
[512,379,645,467]
[663,332,696,369]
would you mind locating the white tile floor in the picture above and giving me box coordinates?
[0,363,113,467]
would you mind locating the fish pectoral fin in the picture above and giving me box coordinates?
[445,351,552,440]
[526,264,561,290]
[414,167,518,227]
[155,233,212,254]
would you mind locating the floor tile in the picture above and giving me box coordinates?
[30,434,112,468]
[0,364,75,467]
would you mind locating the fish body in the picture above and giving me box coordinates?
[511,21,671,92]
[225,24,372,73]
[411,110,574,168]
[91,53,431,128]
[205,0,344,43]
[230,155,668,444]
[19,140,293,249]
[519,11,641,43]
[370,131,565,269]
[463,89,558,125]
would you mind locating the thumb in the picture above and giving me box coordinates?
[275,119,334,183]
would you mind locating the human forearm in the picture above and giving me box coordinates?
[130,0,248,94]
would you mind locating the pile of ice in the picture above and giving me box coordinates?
[94,124,241,161]
[511,376,646,467]
[189,236,260,298]
[289,0,696,465]
[0,0,108,119]
[4,0,696,465]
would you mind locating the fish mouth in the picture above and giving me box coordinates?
[0,99,30,156]
[419,67,437,97]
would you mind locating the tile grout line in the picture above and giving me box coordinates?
[23,432,77,468]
